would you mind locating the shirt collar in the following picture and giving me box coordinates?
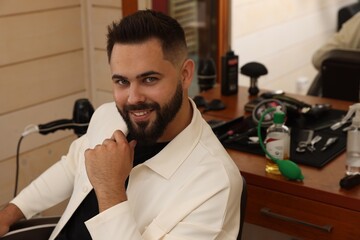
[142,98,203,179]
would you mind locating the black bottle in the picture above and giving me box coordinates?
[221,50,239,95]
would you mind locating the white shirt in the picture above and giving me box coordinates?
[12,99,243,239]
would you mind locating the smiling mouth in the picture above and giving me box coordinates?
[130,109,153,122]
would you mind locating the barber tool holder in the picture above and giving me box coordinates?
[240,62,268,96]
[212,106,348,168]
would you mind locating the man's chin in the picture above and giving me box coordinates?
[130,120,149,131]
[128,122,149,137]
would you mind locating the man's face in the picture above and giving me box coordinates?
[110,39,185,145]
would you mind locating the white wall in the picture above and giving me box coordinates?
[231,0,356,95]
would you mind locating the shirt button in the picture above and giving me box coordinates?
[83,186,88,193]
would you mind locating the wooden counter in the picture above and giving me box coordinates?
[200,86,360,240]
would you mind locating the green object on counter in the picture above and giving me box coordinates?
[257,107,304,181]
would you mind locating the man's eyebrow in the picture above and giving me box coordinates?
[112,71,162,81]
[112,74,127,80]
[136,71,162,79]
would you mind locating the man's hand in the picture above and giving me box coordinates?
[0,203,25,237]
[85,130,136,212]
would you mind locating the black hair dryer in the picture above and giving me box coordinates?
[198,57,217,92]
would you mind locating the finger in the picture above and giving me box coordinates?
[129,140,137,149]
[102,138,116,145]
[112,130,127,143]
[129,140,137,160]
[84,148,93,159]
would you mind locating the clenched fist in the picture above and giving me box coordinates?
[85,130,136,212]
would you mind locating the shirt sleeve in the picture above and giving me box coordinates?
[10,136,87,219]
[85,201,142,240]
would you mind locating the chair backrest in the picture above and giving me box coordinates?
[338,2,360,31]
[308,49,360,102]
[321,50,360,102]
[237,175,247,240]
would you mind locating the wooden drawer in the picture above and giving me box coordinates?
[245,185,360,240]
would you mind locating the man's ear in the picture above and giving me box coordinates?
[181,58,195,89]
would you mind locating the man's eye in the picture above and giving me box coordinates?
[115,79,129,85]
[144,77,157,83]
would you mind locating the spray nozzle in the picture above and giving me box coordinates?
[273,106,286,124]
[331,103,360,130]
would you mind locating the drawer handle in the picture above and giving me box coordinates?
[260,208,333,232]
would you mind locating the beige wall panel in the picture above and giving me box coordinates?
[0,0,80,16]
[95,91,114,108]
[0,51,85,114]
[92,0,121,8]
[0,92,86,162]
[94,49,112,92]
[0,158,16,206]
[91,7,122,49]
[0,136,75,208]
[17,136,77,192]
[0,7,82,66]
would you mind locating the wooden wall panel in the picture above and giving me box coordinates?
[0,51,85,114]
[96,91,114,108]
[0,158,15,206]
[90,5,122,107]
[0,0,79,16]
[91,7,123,50]
[0,0,125,212]
[92,0,122,8]
[94,50,113,92]
[0,92,86,161]
[17,136,77,192]
[0,8,83,66]
[0,136,76,211]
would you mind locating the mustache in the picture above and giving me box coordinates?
[124,102,160,111]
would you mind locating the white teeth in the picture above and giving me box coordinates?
[133,111,148,116]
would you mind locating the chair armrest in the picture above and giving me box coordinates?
[0,216,59,240]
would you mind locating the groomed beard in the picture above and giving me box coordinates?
[117,81,183,146]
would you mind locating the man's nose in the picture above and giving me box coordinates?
[127,84,146,104]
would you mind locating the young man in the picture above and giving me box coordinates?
[0,10,242,239]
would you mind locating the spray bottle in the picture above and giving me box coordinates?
[331,103,360,175]
[264,106,291,175]
[257,106,303,181]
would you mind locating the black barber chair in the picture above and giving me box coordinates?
[337,1,360,31]
[2,179,247,240]
[0,216,59,240]
[307,49,360,102]
[237,176,247,240]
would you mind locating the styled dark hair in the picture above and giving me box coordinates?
[107,9,188,65]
